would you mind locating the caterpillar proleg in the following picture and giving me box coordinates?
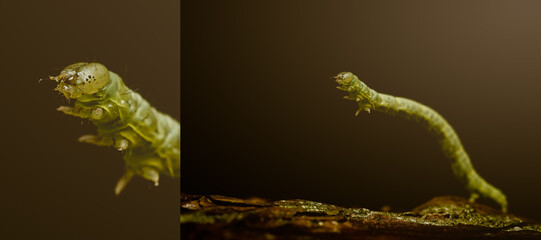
[50,62,180,195]
[334,72,507,212]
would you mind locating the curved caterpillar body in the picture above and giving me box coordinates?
[334,72,507,212]
[50,62,180,195]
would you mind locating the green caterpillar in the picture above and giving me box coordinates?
[334,72,507,212]
[49,62,180,195]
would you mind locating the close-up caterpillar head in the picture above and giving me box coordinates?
[50,62,110,99]
[334,72,364,97]
[334,72,376,115]
[335,72,365,95]
[334,72,356,85]
[335,71,362,97]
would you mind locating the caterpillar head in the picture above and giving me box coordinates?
[50,62,110,99]
[334,72,375,115]
[335,72,356,86]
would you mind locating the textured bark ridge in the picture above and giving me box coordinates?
[181,193,541,240]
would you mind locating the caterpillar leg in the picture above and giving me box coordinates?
[78,134,113,146]
[165,157,176,176]
[57,106,79,117]
[113,138,130,151]
[79,135,129,152]
[113,167,160,196]
[140,167,160,186]
[114,170,134,196]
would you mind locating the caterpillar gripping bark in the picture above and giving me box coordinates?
[334,72,507,212]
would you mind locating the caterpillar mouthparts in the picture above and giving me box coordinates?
[51,79,79,99]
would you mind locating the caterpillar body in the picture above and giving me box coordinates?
[50,62,180,195]
[334,72,507,212]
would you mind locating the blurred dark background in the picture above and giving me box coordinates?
[0,1,180,239]
[183,0,541,220]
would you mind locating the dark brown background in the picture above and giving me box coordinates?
[183,0,541,222]
[0,1,180,239]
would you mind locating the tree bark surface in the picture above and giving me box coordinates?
[181,193,541,240]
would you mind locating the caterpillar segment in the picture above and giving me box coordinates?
[334,72,507,212]
[50,62,180,195]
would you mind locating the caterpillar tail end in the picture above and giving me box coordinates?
[469,193,480,202]
[470,192,508,213]
[499,197,508,213]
